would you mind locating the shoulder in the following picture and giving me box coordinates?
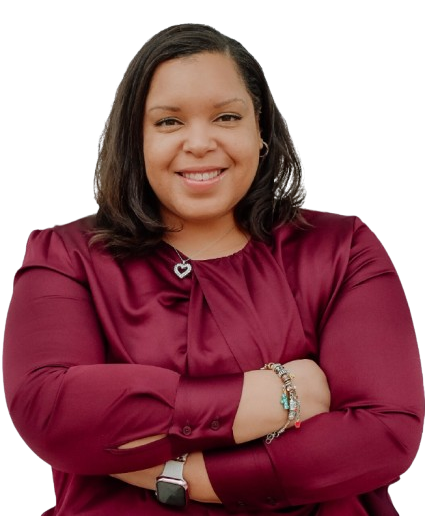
[19,215,99,283]
[272,209,362,258]
[273,208,388,253]
[271,208,396,309]
[24,215,96,259]
[29,214,96,244]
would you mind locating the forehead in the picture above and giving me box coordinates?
[145,52,251,107]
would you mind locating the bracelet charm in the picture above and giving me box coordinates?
[261,363,301,443]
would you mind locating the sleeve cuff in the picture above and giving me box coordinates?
[169,373,243,450]
[204,440,287,512]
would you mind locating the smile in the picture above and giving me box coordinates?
[178,169,224,181]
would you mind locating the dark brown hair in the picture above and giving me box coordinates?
[92,23,304,257]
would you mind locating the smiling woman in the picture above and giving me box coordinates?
[3,23,423,516]
[91,24,303,258]
[143,53,263,246]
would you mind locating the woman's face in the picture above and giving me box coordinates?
[143,52,263,228]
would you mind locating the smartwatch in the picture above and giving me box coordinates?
[155,454,188,507]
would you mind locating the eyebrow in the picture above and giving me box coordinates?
[147,97,247,113]
[213,97,247,108]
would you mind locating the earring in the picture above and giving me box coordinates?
[260,140,269,158]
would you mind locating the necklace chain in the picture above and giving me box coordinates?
[167,225,236,279]
[173,247,190,264]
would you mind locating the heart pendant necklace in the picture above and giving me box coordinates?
[172,249,192,279]
[168,225,236,279]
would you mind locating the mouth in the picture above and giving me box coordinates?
[177,169,225,182]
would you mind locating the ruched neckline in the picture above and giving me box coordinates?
[159,236,254,264]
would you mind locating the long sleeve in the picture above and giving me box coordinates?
[3,224,243,475]
[4,213,423,515]
[203,216,424,511]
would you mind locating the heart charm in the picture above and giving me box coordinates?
[174,262,192,279]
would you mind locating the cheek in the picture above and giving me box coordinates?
[227,130,259,162]
[239,141,260,177]
[143,149,168,188]
[145,167,166,195]
[143,139,159,167]
[144,135,179,172]
[237,124,261,157]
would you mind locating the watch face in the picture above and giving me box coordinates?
[156,479,187,507]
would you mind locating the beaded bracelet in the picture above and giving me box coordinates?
[261,363,301,444]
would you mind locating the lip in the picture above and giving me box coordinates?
[176,166,226,173]
[176,167,226,190]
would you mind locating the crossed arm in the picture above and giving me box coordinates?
[111,361,331,503]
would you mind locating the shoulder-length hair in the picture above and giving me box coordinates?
[92,23,304,257]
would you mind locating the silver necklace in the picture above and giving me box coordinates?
[167,225,236,279]
[172,248,193,279]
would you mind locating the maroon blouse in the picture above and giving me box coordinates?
[3,210,424,515]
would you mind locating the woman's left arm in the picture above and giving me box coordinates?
[267,239,424,506]
[111,451,220,503]
[111,357,331,503]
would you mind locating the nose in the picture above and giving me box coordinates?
[182,122,217,157]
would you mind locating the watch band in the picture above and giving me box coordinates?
[156,454,189,506]
[161,454,188,479]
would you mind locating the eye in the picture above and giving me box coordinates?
[154,117,183,127]
[215,113,242,123]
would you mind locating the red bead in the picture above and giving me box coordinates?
[295,421,301,429]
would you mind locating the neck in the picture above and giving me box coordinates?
[163,217,249,260]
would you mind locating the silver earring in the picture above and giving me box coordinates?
[260,140,269,158]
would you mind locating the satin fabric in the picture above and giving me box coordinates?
[3,209,424,515]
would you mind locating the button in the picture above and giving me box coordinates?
[182,425,192,436]
[210,420,220,430]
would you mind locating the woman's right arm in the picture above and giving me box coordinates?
[4,227,330,479]
[117,359,330,450]
[109,360,330,501]
[3,263,242,475]
[233,360,330,444]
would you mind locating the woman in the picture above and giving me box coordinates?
[3,23,423,515]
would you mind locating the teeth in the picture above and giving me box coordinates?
[181,170,222,181]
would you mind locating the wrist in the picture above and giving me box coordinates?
[261,363,301,443]
[233,370,288,443]
[184,452,220,503]
[156,454,189,507]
